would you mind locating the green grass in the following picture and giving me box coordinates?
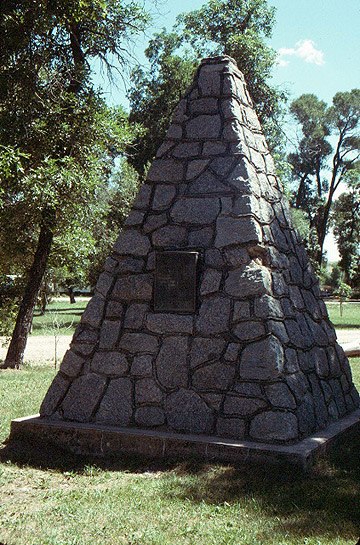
[0,361,360,545]
[29,300,360,338]
[30,300,360,337]
[31,297,90,336]
[326,301,360,329]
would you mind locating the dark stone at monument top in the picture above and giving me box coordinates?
[39,55,360,445]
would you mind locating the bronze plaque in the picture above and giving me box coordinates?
[154,251,198,312]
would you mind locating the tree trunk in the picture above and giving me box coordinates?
[69,288,76,304]
[1,212,54,369]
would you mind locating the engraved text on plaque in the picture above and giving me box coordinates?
[154,251,198,312]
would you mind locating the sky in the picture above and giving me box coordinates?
[99,0,360,261]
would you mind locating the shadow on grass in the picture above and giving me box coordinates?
[332,323,360,330]
[1,434,360,542]
[34,307,86,316]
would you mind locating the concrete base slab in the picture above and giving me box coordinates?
[9,410,360,470]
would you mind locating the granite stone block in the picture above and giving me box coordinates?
[240,336,284,380]
[91,351,129,376]
[166,389,213,434]
[62,374,106,422]
[96,378,132,425]
[156,336,189,389]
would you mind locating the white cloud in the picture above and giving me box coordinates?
[278,39,325,67]
[278,58,290,67]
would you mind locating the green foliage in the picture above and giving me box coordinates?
[327,264,343,289]
[0,275,23,337]
[334,281,353,300]
[0,1,151,346]
[332,187,360,286]
[86,159,141,288]
[333,281,353,317]
[128,0,286,176]
[128,31,198,176]
[288,90,360,265]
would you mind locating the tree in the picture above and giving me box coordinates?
[288,90,360,266]
[333,186,360,286]
[0,0,150,368]
[128,31,198,176]
[85,159,140,289]
[128,0,286,176]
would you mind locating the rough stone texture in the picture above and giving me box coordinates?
[170,198,220,224]
[145,313,194,334]
[90,351,129,376]
[225,265,272,297]
[192,363,235,390]
[40,374,70,416]
[215,217,262,247]
[240,336,284,380]
[80,295,105,328]
[166,389,213,434]
[188,227,214,248]
[223,395,267,416]
[250,411,299,442]
[96,378,132,425]
[232,321,266,342]
[131,355,153,376]
[155,336,189,389]
[135,407,165,427]
[136,378,163,404]
[40,55,359,446]
[216,417,246,439]
[119,333,158,354]
[112,275,153,301]
[124,303,148,329]
[105,301,124,319]
[265,383,297,409]
[61,374,106,422]
[190,338,226,367]
[200,269,222,295]
[196,296,231,334]
[99,321,119,349]
[113,230,150,256]
[152,184,176,209]
[151,225,187,247]
[60,350,86,377]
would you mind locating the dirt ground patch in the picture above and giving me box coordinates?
[1,329,360,365]
[0,335,72,365]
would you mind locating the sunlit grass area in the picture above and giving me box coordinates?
[326,301,360,329]
[31,297,90,336]
[30,299,360,337]
[0,360,359,545]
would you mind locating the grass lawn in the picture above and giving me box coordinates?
[326,301,360,330]
[0,361,360,545]
[30,299,360,338]
[31,297,90,336]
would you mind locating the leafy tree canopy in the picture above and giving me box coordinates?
[332,186,360,287]
[128,0,286,176]
[288,90,360,266]
[0,0,151,367]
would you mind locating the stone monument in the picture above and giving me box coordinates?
[12,56,360,467]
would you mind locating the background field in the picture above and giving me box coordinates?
[30,299,360,336]
[32,297,90,336]
[326,301,360,330]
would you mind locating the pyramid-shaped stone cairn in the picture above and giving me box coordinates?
[41,56,359,445]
